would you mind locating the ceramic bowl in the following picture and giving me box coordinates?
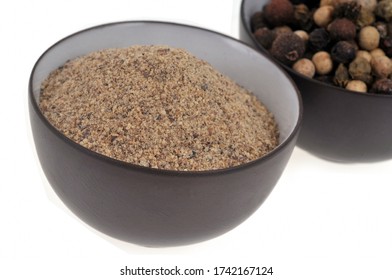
[29,21,301,247]
[240,0,392,162]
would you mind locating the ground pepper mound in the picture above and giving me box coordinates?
[40,45,279,171]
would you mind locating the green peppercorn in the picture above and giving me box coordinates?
[349,57,373,85]
[376,0,392,22]
[333,63,350,87]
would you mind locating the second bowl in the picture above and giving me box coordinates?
[240,0,392,162]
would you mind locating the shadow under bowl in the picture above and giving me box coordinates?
[29,21,301,247]
[240,0,392,163]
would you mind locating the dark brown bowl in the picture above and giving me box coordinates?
[29,21,302,247]
[240,0,392,162]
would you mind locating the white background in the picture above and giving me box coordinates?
[1,0,392,279]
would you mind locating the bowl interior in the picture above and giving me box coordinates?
[31,21,301,149]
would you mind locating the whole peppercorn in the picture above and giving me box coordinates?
[292,58,316,78]
[349,57,373,84]
[333,63,350,87]
[371,56,392,78]
[313,5,334,27]
[357,0,377,12]
[254,27,276,49]
[345,80,368,92]
[331,41,356,64]
[380,37,392,57]
[333,2,361,21]
[251,11,267,32]
[356,8,375,28]
[273,25,293,37]
[374,22,388,39]
[358,26,380,51]
[294,30,309,41]
[263,0,294,27]
[376,0,392,22]
[312,51,334,75]
[370,78,392,94]
[347,40,359,52]
[270,33,306,65]
[328,18,356,41]
[320,0,333,6]
[370,48,386,59]
[356,50,372,63]
[292,4,314,31]
[308,28,331,51]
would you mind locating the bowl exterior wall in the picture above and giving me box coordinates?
[30,97,297,247]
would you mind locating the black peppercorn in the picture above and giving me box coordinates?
[263,0,294,27]
[331,41,356,64]
[333,2,361,22]
[370,78,392,94]
[270,33,306,66]
[292,4,314,31]
[375,22,389,39]
[308,28,331,52]
[380,37,392,57]
[328,18,357,41]
[254,27,276,49]
[251,11,267,32]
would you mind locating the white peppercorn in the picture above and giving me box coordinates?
[313,5,334,27]
[345,80,368,92]
[356,50,372,63]
[371,56,392,78]
[359,26,380,51]
[312,51,334,75]
[294,30,309,41]
[320,0,334,6]
[370,48,386,60]
[292,58,316,78]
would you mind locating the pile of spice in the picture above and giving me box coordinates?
[40,45,279,171]
[251,0,392,94]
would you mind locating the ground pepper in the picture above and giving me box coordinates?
[40,45,279,171]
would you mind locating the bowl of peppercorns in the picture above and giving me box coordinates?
[240,0,392,162]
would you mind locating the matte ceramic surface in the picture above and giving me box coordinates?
[29,21,302,247]
[240,0,392,162]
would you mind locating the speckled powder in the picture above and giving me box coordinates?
[40,45,279,171]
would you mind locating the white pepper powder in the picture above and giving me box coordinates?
[40,45,279,171]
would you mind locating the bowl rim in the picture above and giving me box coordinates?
[240,0,392,99]
[29,20,303,176]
